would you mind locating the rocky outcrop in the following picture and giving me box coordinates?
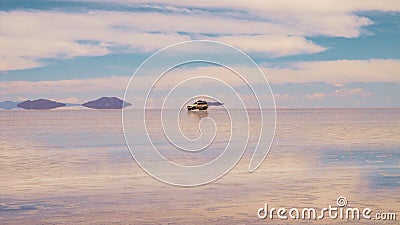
[82,97,131,109]
[207,101,224,106]
[17,99,65,110]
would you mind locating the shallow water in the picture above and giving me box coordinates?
[0,109,399,224]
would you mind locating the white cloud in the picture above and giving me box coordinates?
[92,0,400,12]
[3,0,399,70]
[1,59,398,98]
[155,59,400,85]
[334,88,372,97]
[306,93,326,99]
[0,10,195,70]
[274,93,297,101]
[264,59,400,83]
[85,0,400,37]
[0,76,130,95]
[212,35,326,57]
[1,59,397,101]
[50,97,81,103]
[145,59,400,85]
[0,36,110,70]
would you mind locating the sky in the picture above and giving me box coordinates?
[0,0,399,108]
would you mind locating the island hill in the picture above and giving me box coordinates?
[14,97,132,110]
[82,97,132,109]
[18,99,66,110]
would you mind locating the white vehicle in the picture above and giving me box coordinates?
[187,100,208,111]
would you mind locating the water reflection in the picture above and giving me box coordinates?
[0,109,399,224]
[186,110,209,120]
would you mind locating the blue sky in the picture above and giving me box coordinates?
[0,0,399,107]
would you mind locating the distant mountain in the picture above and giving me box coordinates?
[17,99,65,110]
[207,101,224,106]
[82,97,131,109]
[0,101,21,110]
